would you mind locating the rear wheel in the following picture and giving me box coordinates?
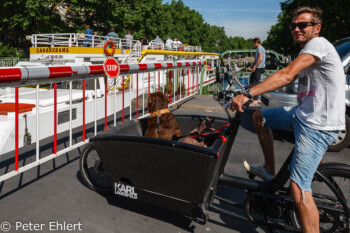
[318,168,350,211]
[288,168,350,232]
[79,142,113,194]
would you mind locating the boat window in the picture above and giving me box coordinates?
[58,109,77,125]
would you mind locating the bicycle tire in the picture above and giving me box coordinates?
[288,166,350,232]
[317,165,350,211]
[79,142,113,194]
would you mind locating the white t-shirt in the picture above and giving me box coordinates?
[255,46,266,68]
[124,34,133,47]
[296,37,345,131]
[166,39,172,48]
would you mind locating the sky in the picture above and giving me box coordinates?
[162,0,282,41]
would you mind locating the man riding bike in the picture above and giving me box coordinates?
[230,6,345,233]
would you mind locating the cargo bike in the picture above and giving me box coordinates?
[80,68,350,232]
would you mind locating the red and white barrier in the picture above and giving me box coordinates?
[0,61,205,84]
[0,61,214,182]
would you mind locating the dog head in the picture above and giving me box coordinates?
[198,117,215,134]
[148,92,170,113]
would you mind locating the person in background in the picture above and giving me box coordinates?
[93,32,101,47]
[104,27,118,48]
[124,30,133,49]
[165,36,172,50]
[153,35,163,50]
[153,35,163,43]
[231,6,345,232]
[141,35,149,50]
[83,25,93,47]
[246,37,266,107]
[106,27,118,41]
[172,38,178,50]
[178,38,183,51]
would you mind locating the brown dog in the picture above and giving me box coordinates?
[145,92,182,140]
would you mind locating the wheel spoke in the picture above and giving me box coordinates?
[80,143,113,194]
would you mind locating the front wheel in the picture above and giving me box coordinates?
[79,142,113,194]
[288,166,350,232]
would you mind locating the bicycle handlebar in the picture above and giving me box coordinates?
[213,88,249,120]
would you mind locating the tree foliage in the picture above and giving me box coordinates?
[0,0,67,33]
[0,0,254,55]
[0,42,24,57]
[161,1,253,52]
[263,0,350,56]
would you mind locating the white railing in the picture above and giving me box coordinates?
[0,57,29,67]
[30,33,202,53]
[31,33,141,50]
[121,41,142,64]
[147,40,202,52]
[31,33,77,47]
[0,61,216,182]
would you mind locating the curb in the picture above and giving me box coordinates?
[170,103,225,112]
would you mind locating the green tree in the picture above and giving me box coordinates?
[264,0,350,56]
[0,0,68,33]
[0,0,255,54]
[0,42,24,57]
[68,0,168,39]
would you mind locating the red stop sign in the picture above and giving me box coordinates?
[103,57,120,78]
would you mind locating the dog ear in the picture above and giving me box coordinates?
[148,94,153,108]
[163,93,170,103]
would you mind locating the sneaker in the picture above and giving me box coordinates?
[243,161,274,181]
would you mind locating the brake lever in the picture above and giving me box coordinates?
[223,89,245,109]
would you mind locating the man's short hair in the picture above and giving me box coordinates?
[293,6,323,24]
[253,38,261,44]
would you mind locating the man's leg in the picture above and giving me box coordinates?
[289,116,338,233]
[245,106,295,180]
[253,110,275,175]
[290,181,319,233]
[249,70,262,105]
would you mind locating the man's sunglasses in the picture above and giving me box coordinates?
[289,22,318,30]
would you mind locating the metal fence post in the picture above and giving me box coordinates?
[199,65,205,95]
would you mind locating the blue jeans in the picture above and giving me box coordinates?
[262,106,338,192]
[249,68,264,100]
[223,75,232,90]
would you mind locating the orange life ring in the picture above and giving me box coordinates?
[103,40,116,56]
[180,46,184,51]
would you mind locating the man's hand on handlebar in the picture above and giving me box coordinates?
[229,94,250,112]
[246,67,256,72]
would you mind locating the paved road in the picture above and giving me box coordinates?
[0,98,349,233]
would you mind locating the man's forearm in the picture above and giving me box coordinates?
[249,69,296,97]
[249,61,256,69]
